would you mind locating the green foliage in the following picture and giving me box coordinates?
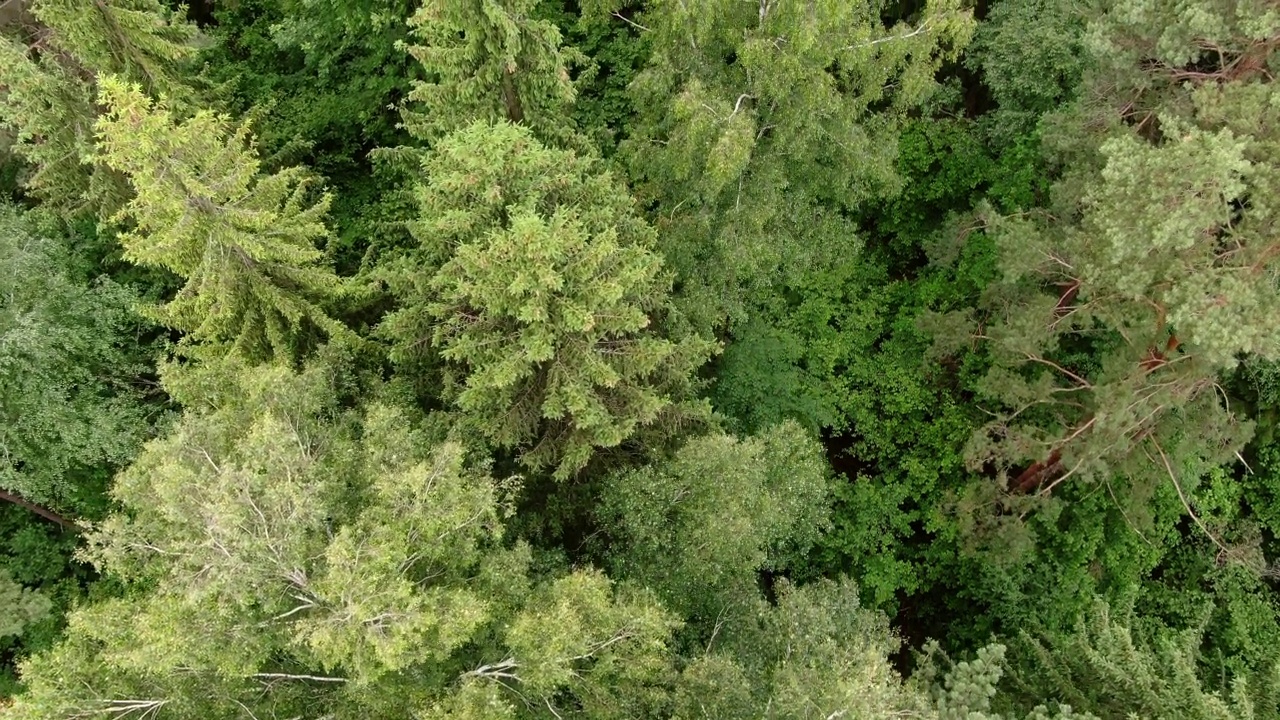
[28,0,197,98]
[0,0,198,215]
[379,121,714,479]
[400,0,580,145]
[0,205,149,512]
[620,0,976,325]
[5,356,683,719]
[198,0,418,273]
[1002,600,1280,719]
[599,421,829,630]
[94,78,346,360]
[0,570,50,641]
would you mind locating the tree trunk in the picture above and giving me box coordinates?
[0,488,76,529]
[501,66,525,124]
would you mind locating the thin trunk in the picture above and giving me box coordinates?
[0,488,75,529]
[501,66,525,124]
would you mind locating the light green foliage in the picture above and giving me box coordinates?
[380,121,714,478]
[5,356,681,718]
[672,579,929,719]
[401,0,580,144]
[599,421,828,628]
[620,0,975,324]
[95,78,346,360]
[0,570,50,640]
[0,0,197,215]
[917,643,1098,720]
[0,205,147,512]
[1002,600,1280,719]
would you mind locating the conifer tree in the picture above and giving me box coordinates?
[999,600,1280,719]
[0,0,197,215]
[379,121,715,479]
[617,0,975,326]
[94,78,346,360]
[401,0,580,144]
[928,0,1280,523]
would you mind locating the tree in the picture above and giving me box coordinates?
[615,0,975,327]
[997,599,1280,719]
[94,77,346,360]
[378,121,715,479]
[598,421,829,633]
[400,0,581,144]
[4,355,681,719]
[926,0,1280,534]
[0,0,197,215]
[0,204,148,517]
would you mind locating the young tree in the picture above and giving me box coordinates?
[616,0,975,327]
[378,121,715,479]
[94,78,346,361]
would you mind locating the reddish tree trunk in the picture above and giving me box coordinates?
[0,488,75,529]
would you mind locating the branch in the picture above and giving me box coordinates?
[846,21,933,51]
[0,488,76,529]
[252,672,347,683]
[1153,440,1231,557]
[611,11,649,32]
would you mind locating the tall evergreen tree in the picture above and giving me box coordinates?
[0,0,197,215]
[378,121,714,479]
[400,0,580,144]
[94,78,346,360]
[927,0,1280,535]
[616,0,975,327]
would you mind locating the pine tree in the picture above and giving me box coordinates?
[94,78,346,361]
[999,600,1280,719]
[379,121,715,479]
[616,0,975,326]
[927,0,1280,524]
[400,0,580,144]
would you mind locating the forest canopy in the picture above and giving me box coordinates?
[1,0,1279,718]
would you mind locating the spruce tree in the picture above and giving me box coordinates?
[94,78,346,360]
[401,0,580,144]
[0,0,197,215]
[379,121,715,479]
[617,0,975,326]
